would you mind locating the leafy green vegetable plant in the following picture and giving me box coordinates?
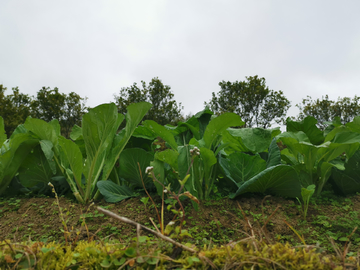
[58,102,151,204]
[296,184,315,220]
[221,138,302,199]
[135,109,244,200]
[221,126,281,155]
[0,117,78,197]
[145,165,197,238]
[96,147,155,203]
[278,116,360,197]
[0,118,40,196]
[140,197,150,210]
[331,150,360,195]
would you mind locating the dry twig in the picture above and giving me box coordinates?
[96,206,197,253]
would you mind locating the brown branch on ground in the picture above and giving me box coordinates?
[96,206,197,254]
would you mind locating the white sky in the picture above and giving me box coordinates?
[1,0,360,121]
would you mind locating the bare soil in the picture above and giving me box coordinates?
[1,192,360,256]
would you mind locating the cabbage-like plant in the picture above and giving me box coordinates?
[0,117,40,196]
[278,116,360,197]
[58,102,151,203]
[134,109,244,200]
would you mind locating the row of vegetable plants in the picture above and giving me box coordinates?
[1,102,360,206]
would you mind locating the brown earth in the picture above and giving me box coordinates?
[1,191,360,256]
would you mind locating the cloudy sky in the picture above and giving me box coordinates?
[1,0,360,121]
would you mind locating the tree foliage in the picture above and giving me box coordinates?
[0,85,87,138]
[296,95,360,129]
[114,77,183,126]
[30,87,88,137]
[205,75,291,128]
[0,85,32,137]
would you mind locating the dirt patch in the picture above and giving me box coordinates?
[1,192,360,255]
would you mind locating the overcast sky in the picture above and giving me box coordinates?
[1,1,360,122]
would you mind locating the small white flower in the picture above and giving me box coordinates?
[145,166,154,175]
[190,147,200,156]
[168,221,175,226]
[164,189,168,193]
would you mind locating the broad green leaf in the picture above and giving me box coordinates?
[81,103,124,200]
[167,115,200,140]
[318,161,336,196]
[82,104,121,175]
[323,117,342,137]
[227,127,274,153]
[199,147,217,170]
[58,136,84,195]
[69,125,86,158]
[142,120,178,150]
[70,124,83,141]
[324,126,349,142]
[299,184,315,219]
[194,106,214,118]
[280,148,298,166]
[230,165,301,199]
[318,142,359,163]
[177,145,193,183]
[324,116,342,127]
[280,139,320,173]
[117,148,154,187]
[222,129,249,153]
[286,116,324,145]
[203,113,244,149]
[328,157,346,171]
[178,145,202,199]
[132,125,157,140]
[24,118,58,146]
[220,152,266,187]
[270,127,282,138]
[176,122,200,141]
[0,133,39,195]
[174,128,195,146]
[346,116,360,134]
[267,138,281,168]
[214,142,230,156]
[10,124,27,138]
[301,185,315,203]
[189,138,200,147]
[199,147,217,198]
[122,102,153,144]
[103,102,152,180]
[97,180,135,203]
[332,131,360,144]
[277,131,310,143]
[332,150,360,195]
[18,145,54,187]
[49,119,61,137]
[194,107,213,138]
[0,116,6,147]
[295,165,317,187]
[151,159,166,196]
[39,140,56,174]
[154,149,179,171]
